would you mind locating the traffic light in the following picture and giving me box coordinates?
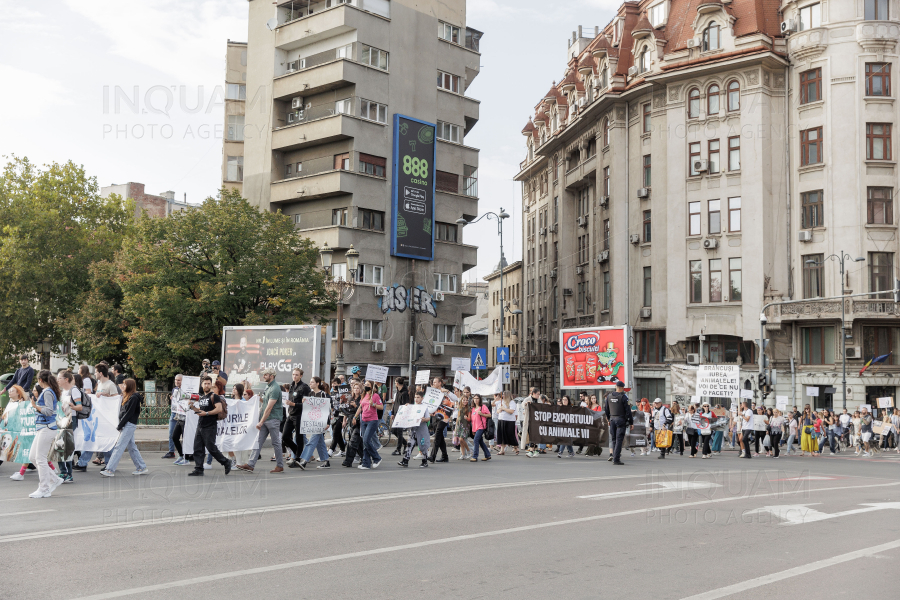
[758,372,767,389]
[414,343,425,362]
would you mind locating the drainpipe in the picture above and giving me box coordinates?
[790,356,796,407]
[624,101,630,327]
[785,64,793,300]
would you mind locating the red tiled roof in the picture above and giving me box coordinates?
[559,69,578,92]
[632,13,653,37]
[533,111,548,124]
[522,119,535,135]
[664,0,781,52]
[577,53,596,75]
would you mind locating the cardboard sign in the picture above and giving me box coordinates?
[365,364,389,383]
[181,376,201,395]
[451,357,470,372]
[873,420,885,434]
[776,396,788,411]
[299,396,330,435]
[806,387,819,397]
[422,387,444,409]
[859,404,872,413]
[876,397,894,408]
[753,415,767,431]
[712,406,727,417]
[740,389,754,400]
[393,404,428,429]
[690,395,701,404]
[696,364,740,398]
[415,370,430,385]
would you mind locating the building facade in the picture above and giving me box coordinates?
[485,260,523,395]
[241,0,483,378]
[222,40,248,194]
[101,182,193,219]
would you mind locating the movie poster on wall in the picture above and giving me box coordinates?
[559,326,632,390]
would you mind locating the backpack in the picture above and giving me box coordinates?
[76,387,92,420]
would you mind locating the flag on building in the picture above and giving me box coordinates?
[859,352,891,375]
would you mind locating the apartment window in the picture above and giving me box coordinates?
[437,121,460,143]
[577,234,590,264]
[708,139,720,173]
[707,84,720,115]
[799,3,821,31]
[332,207,348,226]
[863,327,900,364]
[354,319,382,340]
[603,271,611,310]
[600,65,609,89]
[867,123,892,160]
[728,136,740,171]
[638,330,666,363]
[868,187,893,224]
[435,222,458,242]
[463,165,478,197]
[334,152,350,170]
[708,200,721,234]
[643,210,652,243]
[800,68,821,104]
[292,214,302,226]
[729,258,742,301]
[358,153,386,177]
[436,170,459,193]
[689,201,701,236]
[433,324,457,344]
[226,84,246,100]
[226,115,244,141]
[688,88,700,118]
[803,253,824,298]
[643,267,652,306]
[801,190,824,228]
[553,196,559,224]
[438,21,460,44]
[328,319,344,339]
[638,47,649,74]
[577,281,589,312]
[334,42,353,60]
[709,259,723,302]
[649,2,667,27]
[702,22,720,51]
[603,219,610,249]
[865,0,889,20]
[800,127,823,165]
[434,273,458,292]
[802,326,834,365]
[602,166,610,196]
[359,99,387,123]
[643,154,651,187]
[689,142,701,175]
[285,161,300,178]
[690,260,703,303]
[334,98,352,114]
[331,263,347,282]
[359,208,384,231]
[728,197,741,232]
[869,252,894,299]
[360,44,389,70]
[727,80,740,111]
[642,103,651,133]
[438,71,460,93]
[356,265,384,285]
[226,156,243,182]
[578,187,590,217]
[866,63,891,97]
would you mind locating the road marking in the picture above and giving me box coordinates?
[578,480,722,499]
[772,476,836,481]
[749,502,900,525]
[681,538,900,600]
[0,510,55,517]
[67,481,900,600]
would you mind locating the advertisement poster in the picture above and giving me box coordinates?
[391,114,436,261]
[559,326,632,390]
[221,325,321,390]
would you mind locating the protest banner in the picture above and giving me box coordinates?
[181,376,200,395]
[75,395,120,453]
[365,364,389,384]
[753,415,767,431]
[690,395,701,404]
[527,404,606,446]
[450,357,470,372]
[0,402,37,463]
[393,404,427,429]
[222,325,321,389]
[216,398,260,452]
[627,410,647,447]
[330,384,351,411]
[696,365,740,398]
[298,396,329,435]
[422,387,443,410]
[877,397,894,408]
[670,364,698,396]
[415,370,430,385]
[453,367,503,395]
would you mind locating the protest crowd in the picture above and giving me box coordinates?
[1,355,898,498]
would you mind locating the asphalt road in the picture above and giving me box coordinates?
[2,446,899,600]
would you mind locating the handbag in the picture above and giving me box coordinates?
[655,429,673,449]
[485,417,495,440]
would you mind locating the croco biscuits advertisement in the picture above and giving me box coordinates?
[559,326,632,390]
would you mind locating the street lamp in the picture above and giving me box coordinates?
[319,243,360,377]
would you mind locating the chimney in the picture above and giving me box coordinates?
[595,26,600,36]
[161,190,175,200]
[578,25,583,39]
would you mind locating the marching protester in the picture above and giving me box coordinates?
[101,379,148,477]
[56,370,85,483]
[328,378,347,457]
[428,377,451,463]
[79,365,95,395]
[653,398,673,459]
[399,389,430,468]
[284,368,310,466]
[391,377,410,456]
[800,406,817,457]
[340,381,364,467]
[768,409,785,458]
[236,368,285,473]
[5,385,50,481]
[670,401,684,456]
[293,377,332,470]
[603,381,632,465]
[28,370,63,498]
[354,380,383,470]
[685,404,699,458]
[858,406,874,457]
[495,390,518,456]
[698,402,714,459]
[164,374,184,460]
[456,393,472,460]
[470,394,492,462]
[186,376,231,476]
[556,396,575,458]
[740,401,754,459]
[4,355,34,395]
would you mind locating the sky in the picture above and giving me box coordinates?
[0,0,618,282]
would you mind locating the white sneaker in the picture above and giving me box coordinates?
[373,460,382,469]
[414,452,424,460]
[28,490,44,499]
[457,455,466,460]
[100,470,114,477]
[132,468,149,475]
[203,462,211,470]
[357,465,370,470]
[328,449,334,457]
[47,476,64,495]
[630,451,636,457]
[9,472,24,481]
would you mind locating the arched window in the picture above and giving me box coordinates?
[639,47,650,73]
[600,65,608,89]
[707,84,720,115]
[601,118,609,146]
[703,22,720,51]
[688,88,700,118]
[727,80,740,111]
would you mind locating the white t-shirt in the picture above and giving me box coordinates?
[839,413,851,427]
[83,378,94,393]
[96,379,118,396]
[171,388,187,415]
[61,388,83,417]
[498,403,516,422]
[743,409,754,431]
[789,418,798,435]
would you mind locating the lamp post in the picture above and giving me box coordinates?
[320,243,360,377]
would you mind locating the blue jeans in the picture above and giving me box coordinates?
[711,431,724,452]
[557,444,574,455]
[168,414,178,453]
[786,433,796,453]
[104,423,147,472]
[472,429,491,459]
[300,433,329,462]
[360,420,381,468]
[77,450,112,467]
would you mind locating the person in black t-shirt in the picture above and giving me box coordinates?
[188,376,231,476]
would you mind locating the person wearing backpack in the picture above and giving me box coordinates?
[187,375,231,476]
[653,398,674,459]
[56,371,86,483]
[101,379,148,477]
[27,370,64,498]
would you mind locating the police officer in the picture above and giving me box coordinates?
[603,381,633,465]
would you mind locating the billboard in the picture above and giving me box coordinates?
[559,326,632,390]
[221,325,321,391]
[391,114,436,260]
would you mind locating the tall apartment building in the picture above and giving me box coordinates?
[517,0,900,410]
[222,39,248,194]
[241,0,483,378]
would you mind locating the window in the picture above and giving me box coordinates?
[800,68,821,104]
[601,118,609,146]
[437,121,460,143]
[729,258,742,301]
[356,265,384,285]
[866,63,891,97]
[359,99,387,123]
[708,200,721,234]
[865,0,889,20]
[226,84,246,100]
[602,166,610,196]
[642,103,651,133]
[435,222,458,242]
[800,127,823,165]
[603,219,610,249]
[649,2,667,27]
[292,214,302,226]
[643,210,652,243]
[331,263,347,282]
[438,21,460,44]
[638,47,649,73]
[332,207,348,226]
[728,136,740,171]
[437,71,460,93]
[360,44,389,70]
[643,267,652,306]
[690,260,703,303]
[227,115,244,141]
[643,154,651,187]
[333,42,353,60]
[689,142,701,176]
[802,326,834,364]
[553,196,559,224]
[463,165,478,197]
[803,253,824,298]
[578,187,590,217]
[869,252,893,299]
[358,153,386,177]
[354,319,382,340]
[689,201,701,236]
[868,187,893,224]
[577,281,589,312]
[603,271,611,310]
[226,156,243,182]
[801,190,824,228]
[728,197,741,232]
[433,324,457,344]
[436,170,459,193]
[577,233,590,263]
[703,22,720,51]
[688,88,700,118]
[707,84,720,115]
[708,139,720,173]
[433,273,458,292]
[727,80,740,111]
[334,98,352,114]
[799,3,821,31]
[359,208,384,231]
[867,123,892,160]
[285,161,300,178]
[709,259,722,302]
[600,65,608,89]
[637,330,666,363]
[334,153,350,170]
[328,319,344,339]
[863,327,899,364]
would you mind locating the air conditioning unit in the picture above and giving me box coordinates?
[524,204,531,212]
[627,66,638,77]
[540,227,548,236]
[563,288,573,296]
[575,266,584,275]
[286,60,299,73]
[549,223,558,233]
[512,297,519,305]
[291,97,303,110]
[598,250,610,263]
[845,347,861,359]
[693,159,708,173]
[703,238,719,249]
[599,196,609,208]
[372,341,386,352]
[686,38,698,49]
[637,188,650,199]
[511,329,518,336]
[374,286,389,297]
[494,326,501,334]
[550,269,557,278]
[434,291,445,301]
[630,234,641,244]
[433,344,445,355]
[288,111,301,123]
[781,19,797,34]
[798,230,813,242]
[686,353,701,365]
[576,216,587,228]
[640,307,651,318]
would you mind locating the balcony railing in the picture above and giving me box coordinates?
[278,151,386,181]
[279,0,389,25]
[282,95,387,128]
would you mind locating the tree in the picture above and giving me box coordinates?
[117,188,333,378]
[0,157,132,369]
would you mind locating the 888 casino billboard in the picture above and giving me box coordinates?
[559,326,632,390]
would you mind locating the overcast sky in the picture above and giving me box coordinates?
[0,0,616,282]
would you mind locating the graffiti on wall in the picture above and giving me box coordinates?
[378,284,437,317]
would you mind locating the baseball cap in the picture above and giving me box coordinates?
[202,358,210,364]
[653,398,662,404]
[261,367,276,376]
[212,360,221,366]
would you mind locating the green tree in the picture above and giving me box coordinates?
[0,157,132,369]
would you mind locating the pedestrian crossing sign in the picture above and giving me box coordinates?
[471,348,487,370]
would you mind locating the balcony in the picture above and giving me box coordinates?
[564,154,597,189]
[275,1,390,51]
[271,151,387,203]
[774,298,900,323]
[273,97,386,151]
[437,89,480,135]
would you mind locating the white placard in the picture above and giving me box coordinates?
[422,387,444,408]
[806,386,819,397]
[451,357,470,372]
[181,376,200,395]
[74,395,121,453]
[415,369,430,385]
[876,397,894,408]
[393,404,427,429]
[776,396,788,410]
[696,365,740,398]
[690,395,701,404]
[366,364,389,383]
[216,398,260,452]
[740,389,754,400]
[299,396,330,435]
[452,367,503,395]
[859,404,872,412]
[753,414,767,431]
[281,391,288,403]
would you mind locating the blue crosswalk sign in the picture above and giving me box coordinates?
[496,347,510,364]
[471,348,487,370]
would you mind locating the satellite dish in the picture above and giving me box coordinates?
[266,18,278,31]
